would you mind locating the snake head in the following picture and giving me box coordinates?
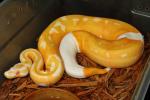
[4,63,29,79]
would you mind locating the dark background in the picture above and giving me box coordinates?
[0,0,149,99]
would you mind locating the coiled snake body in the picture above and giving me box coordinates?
[4,15,144,86]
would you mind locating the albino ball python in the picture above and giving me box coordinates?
[4,15,144,86]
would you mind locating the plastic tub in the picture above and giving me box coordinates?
[0,0,150,100]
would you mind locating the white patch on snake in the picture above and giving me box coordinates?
[121,54,127,58]
[118,32,143,41]
[83,17,88,22]
[72,18,80,25]
[106,52,110,58]
[46,55,61,68]
[49,28,59,34]
[60,33,87,78]
[54,21,66,32]
[40,40,46,49]
[60,16,67,21]
[93,18,102,22]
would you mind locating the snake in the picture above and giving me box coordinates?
[4,15,144,86]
